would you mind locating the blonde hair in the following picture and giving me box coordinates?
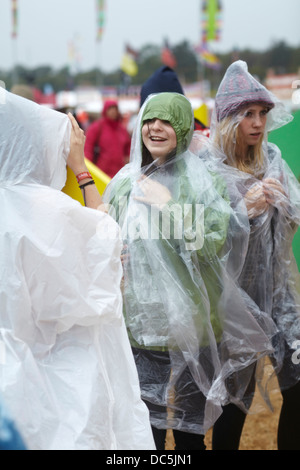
[213,116,265,177]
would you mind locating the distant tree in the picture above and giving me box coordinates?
[133,44,162,85]
[172,41,198,83]
[267,41,293,73]
[1,41,299,93]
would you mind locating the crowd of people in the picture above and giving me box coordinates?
[0,60,299,451]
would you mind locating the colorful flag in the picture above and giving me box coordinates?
[96,0,106,41]
[68,36,82,74]
[11,0,18,38]
[161,39,177,69]
[120,44,139,77]
[125,44,139,60]
[201,0,222,42]
[194,42,221,70]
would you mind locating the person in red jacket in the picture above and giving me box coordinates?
[84,99,131,178]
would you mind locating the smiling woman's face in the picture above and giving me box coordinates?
[142,118,177,163]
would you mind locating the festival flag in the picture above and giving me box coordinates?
[194,42,221,70]
[96,0,106,41]
[120,44,139,77]
[11,0,18,38]
[201,0,222,42]
[125,44,139,61]
[161,39,177,69]
[68,36,82,75]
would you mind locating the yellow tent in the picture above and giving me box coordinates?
[62,159,111,205]
[194,103,210,128]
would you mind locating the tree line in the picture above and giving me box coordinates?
[1,40,299,95]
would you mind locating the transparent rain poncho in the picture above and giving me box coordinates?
[193,61,300,409]
[0,88,155,450]
[103,92,277,434]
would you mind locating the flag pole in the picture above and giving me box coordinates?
[95,0,105,89]
[12,36,18,85]
[95,40,102,89]
[11,0,19,85]
[198,1,205,95]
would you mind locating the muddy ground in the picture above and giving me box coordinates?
[165,391,282,450]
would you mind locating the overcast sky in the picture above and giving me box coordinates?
[0,0,299,73]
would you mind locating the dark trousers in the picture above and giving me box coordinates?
[212,381,300,450]
[277,381,300,450]
[152,426,206,451]
[132,348,206,450]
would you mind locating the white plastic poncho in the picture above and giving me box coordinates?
[103,92,277,434]
[0,88,155,450]
[193,60,300,408]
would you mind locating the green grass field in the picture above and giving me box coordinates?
[269,110,300,271]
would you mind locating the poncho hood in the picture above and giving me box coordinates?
[141,92,194,156]
[0,87,70,189]
[211,60,293,138]
[215,60,275,122]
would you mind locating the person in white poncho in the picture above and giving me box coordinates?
[0,87,155,450]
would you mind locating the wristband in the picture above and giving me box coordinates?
[79,180,95,190]
[79,180,95,206]
[76,171,92,183]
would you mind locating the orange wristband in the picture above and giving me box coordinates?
[76,172,92,183]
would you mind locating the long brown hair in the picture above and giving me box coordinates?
[213,116,265,177]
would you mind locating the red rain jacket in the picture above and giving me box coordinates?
[84,100,131,178]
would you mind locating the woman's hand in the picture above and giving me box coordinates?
[67,113,88,175]
[244,183,269,218]
[262,177,287,206]
[134,175,172,209]
[67,113,104,210]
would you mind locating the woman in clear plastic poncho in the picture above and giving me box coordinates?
[103,92,276,450]
[0,88,155,450]
[193,61,300,450]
